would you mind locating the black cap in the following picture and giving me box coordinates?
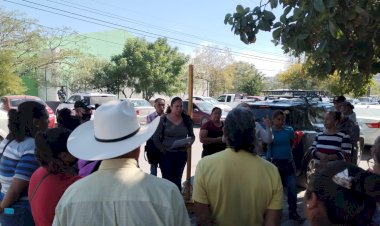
[333,96,346,103]
[74,100,93,111]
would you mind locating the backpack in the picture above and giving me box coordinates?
[145,116,167,164]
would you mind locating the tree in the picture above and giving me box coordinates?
[278,63,319,90]
[192,46,235,97]
[231,62,265,95]
[225,1,380,96]
[0,52,26,96]
[111,37,188,100]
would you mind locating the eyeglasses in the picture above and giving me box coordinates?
[367,158,375,170]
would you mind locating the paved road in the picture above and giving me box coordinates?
[138,127,372,226]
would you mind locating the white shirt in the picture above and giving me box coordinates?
[53,158,191,226]
[255,122,273,144]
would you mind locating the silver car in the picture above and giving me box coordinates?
[127,98,156,125]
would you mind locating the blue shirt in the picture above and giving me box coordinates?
[267,126,295,160]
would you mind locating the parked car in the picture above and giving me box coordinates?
[0,109,8,142]
[0,95,55,128]
[354,104,380,146]
[356,96,379,105]
[183,100,227,125]
[246,98,363,187]
[126,98,155,125]
[191,96,232,112]
[56,92,117,115]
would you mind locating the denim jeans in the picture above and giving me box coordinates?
[159,151,187,191]
[272,159,298,212]
[0,193,34,226]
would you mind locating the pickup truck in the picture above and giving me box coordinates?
[216,93,247,107]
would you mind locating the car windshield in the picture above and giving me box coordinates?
[251,106,324,131]
[130,99,152,107]
[89,96,117,105]
[10,98,45,107]
[195,102,214,112]
[308,106,330,124]
[203,97,219,105]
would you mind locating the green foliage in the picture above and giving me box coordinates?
[0,52,26,96]
[109,37,188,100]
[226,0,380,94]
[278,64,319,90]
[232,62,265,95]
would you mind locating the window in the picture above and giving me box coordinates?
[0,98,5,110]
[226,96,232,102]
[67,95,79,103]
[89,96,117,105]
[217,95,226,102]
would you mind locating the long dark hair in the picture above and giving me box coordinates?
[57,108,81,131]
[8,101,47,142]
[165,96,182,114]
[35,128,72,174]
[224,107,256,154]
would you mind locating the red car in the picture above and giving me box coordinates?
[0,95,56,128]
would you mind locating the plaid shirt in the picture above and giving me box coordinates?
[146,111,159,124]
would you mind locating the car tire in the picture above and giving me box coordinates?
[200,117,208,126]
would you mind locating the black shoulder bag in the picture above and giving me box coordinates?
[145,116,167,164]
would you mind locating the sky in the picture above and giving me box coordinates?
[1,0,291,77]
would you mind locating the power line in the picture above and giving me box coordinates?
[46,0,287,58]
[6,0,290,64]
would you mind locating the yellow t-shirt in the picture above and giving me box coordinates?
[193,148,283,226]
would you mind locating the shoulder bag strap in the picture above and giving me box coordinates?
[160,116,167,143]
[2,139,13,154]
[29,172,51,203]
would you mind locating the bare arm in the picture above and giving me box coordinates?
[194,201,213,226]
[264,209,281,226]
[199,129,222,145]
[0,178,29,211]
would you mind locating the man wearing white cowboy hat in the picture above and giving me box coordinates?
[53,100,191,226]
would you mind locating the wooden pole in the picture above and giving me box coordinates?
[185,65,194,202]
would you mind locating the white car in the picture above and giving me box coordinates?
[192,96,232,112]
[122,98,155,125]
[0,109,9,142]
[354,104,380,145]
[56,92,117,115]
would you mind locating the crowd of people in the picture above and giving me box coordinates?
[0,95,378,226]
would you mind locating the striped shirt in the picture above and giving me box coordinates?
[311,132,352,160]
[0,138,39,200]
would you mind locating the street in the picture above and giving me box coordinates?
[137,127,372,226]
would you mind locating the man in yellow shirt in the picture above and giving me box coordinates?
[193,107,283,226]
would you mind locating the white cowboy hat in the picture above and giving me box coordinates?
[67,100,159,160]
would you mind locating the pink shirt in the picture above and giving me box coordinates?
[28,167,81,226]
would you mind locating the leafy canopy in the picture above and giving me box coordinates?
[225,0,380,95]
[232,62,265,95]
[107,37,188,100]
[0,52,26,96]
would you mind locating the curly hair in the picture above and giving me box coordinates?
[35,128,72,174]
[305,161,377,225]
